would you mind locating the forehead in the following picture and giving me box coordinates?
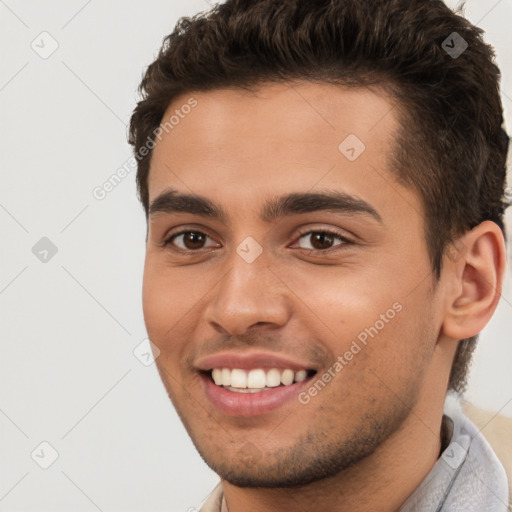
[148,81,409,217]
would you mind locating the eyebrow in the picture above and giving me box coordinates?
[149,188,382,224]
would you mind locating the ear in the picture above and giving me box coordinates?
[441,221,506,340]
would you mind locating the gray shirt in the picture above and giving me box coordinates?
[399,398,509,511]
[200,398,509,511]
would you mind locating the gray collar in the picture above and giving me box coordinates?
[399,396,509,511]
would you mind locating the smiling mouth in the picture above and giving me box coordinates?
[204,367,317,393]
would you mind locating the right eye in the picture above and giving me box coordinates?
[163,230,220,252]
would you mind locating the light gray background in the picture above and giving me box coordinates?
[1,1,511,510]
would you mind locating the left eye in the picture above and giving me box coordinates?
[294,230,350,251]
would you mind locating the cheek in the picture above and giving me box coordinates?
[282,264,400,336]
[141,256,191,347]
[142,260,169,339]
[141,255,216,359]
[294,266,435,378]
[359,298,437,394]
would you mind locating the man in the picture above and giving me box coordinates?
[128,0,511,510]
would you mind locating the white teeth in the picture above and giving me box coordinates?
[225,386,272,393]
[210,368,310,390]
[247,369,266,389]
[294,370,307,382]
[212,368,223,385]
[221,368,231,387]
[230,369,247,388]
[266,368,281,387]
[280,369,294,386]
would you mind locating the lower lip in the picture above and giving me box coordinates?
[200,373,312,417]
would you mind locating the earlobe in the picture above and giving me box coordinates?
[442,221,506,340]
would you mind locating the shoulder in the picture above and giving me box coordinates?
[463,401,512,511]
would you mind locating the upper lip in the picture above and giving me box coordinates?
[195,351,316,372]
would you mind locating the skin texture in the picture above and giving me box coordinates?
[142,81,505,511]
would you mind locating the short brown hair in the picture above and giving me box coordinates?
[128,0,510,393]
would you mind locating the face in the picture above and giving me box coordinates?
[143,82,446,487]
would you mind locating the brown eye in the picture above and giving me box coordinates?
[295,230,350,252]
[165,231,217,251]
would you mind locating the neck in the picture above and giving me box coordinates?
[221,389,447,512]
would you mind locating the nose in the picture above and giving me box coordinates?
[204,250,291,337]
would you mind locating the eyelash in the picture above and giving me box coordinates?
[162,228,352,254]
